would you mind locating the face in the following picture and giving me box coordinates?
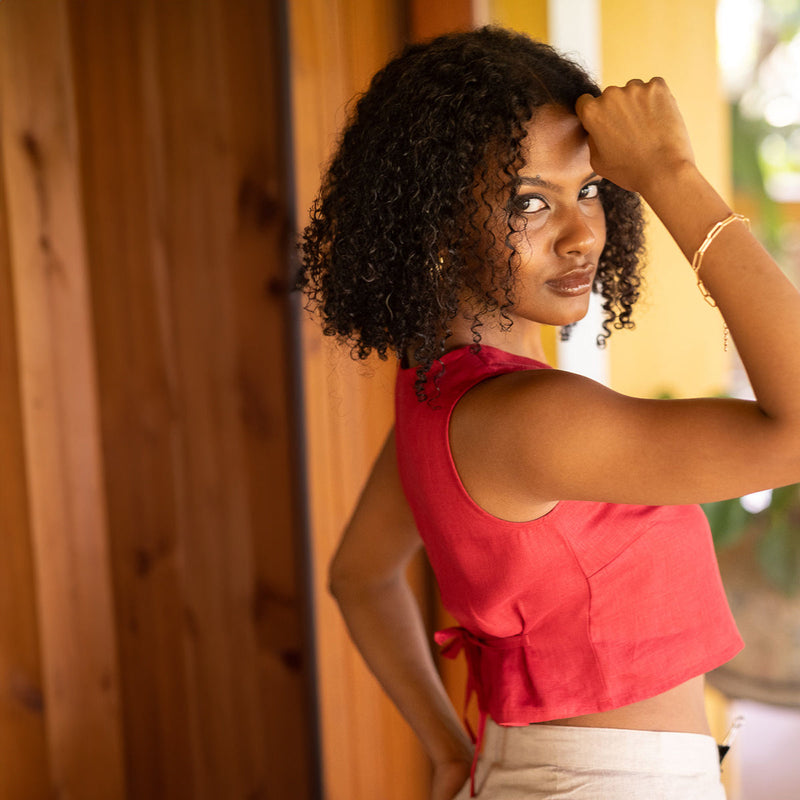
[498,105,607,328]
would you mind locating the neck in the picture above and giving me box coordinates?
[445,312,549,363]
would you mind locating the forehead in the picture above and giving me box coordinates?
[517,105,591,179]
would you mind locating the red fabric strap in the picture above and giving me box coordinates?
[435,626,489,797]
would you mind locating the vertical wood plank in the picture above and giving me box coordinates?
[0,1,127,798]
[214,1,320,791]
[67,0,316,797]
[65,1,197,794]
[142,8,271,787]
[0,72,51,800]
[410,0,472,39]
[290,1,435,798]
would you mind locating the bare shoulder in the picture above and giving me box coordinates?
[450,366,617,462]
[449,368,607,518]
[450,366,800,509]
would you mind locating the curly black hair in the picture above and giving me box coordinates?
[298,26,644,398]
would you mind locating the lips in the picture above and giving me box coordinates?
[545,266,595,296]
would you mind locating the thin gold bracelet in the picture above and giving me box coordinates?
[690,212,750,350]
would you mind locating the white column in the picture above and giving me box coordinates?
[472,0,491,26]
[549,0,609,383]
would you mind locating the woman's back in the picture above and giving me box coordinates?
[396,344,740,738]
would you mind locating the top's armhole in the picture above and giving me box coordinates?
[445,367,561,525]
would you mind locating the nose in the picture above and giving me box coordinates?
[554,208,602,257]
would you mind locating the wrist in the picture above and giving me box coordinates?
[433,751,473,768]
[431,734,474,767]
[634,156,698,201]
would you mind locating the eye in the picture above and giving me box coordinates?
[580,182,601,200]
[514,195,547,214]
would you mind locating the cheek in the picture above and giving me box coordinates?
[592,209,607,253]
[513,224,548,265]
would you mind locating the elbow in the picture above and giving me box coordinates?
[327,551,373,603]
[327,551,402,605]
[327,550,349,601]
[327,557,350,602]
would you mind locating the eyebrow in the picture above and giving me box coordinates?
[514,172,599,191]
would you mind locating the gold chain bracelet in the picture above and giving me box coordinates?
[690,212,750,350]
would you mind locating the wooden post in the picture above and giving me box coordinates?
[1,0,317,796]
[0,74,51,800]
[0,1,127,797]
[65,0,317,796]
[289,1,440,798]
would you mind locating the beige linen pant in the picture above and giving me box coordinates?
[456,720,727,799]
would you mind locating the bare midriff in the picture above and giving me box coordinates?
[534,675,712,736]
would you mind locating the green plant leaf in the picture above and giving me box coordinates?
[769,484,800,516]
[703,498,752,549]
[756,518,800,596]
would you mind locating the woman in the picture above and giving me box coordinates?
[299,27,800,800]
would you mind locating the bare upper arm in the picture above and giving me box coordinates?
[329,428,422,593]
[449,368,800,514]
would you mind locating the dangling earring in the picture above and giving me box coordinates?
[430,255,445,279]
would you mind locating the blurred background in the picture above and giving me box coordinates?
[0,0,798,798]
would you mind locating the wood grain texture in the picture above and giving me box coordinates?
[67,0,315,797]
[410,0,472,40]
[289,1,434,798]
[0,1,127,797]
[1,0,316,797]
[0,45,51,800]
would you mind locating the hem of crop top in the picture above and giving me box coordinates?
[505,641,743,725]
[437,617,743,722]
[438,623,743,798]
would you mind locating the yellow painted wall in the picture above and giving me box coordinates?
[601,0,731,398]
[489,0,548,40]
[489,0,555,362]
[599,5,737,790]
[488,0,731,396]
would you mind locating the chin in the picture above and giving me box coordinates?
[550,306,592,327]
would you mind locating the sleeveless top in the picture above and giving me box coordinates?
[395,345,743,791]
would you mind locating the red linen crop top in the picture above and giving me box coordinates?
[395,345,743,742]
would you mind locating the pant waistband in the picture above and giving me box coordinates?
[482,720,722,777]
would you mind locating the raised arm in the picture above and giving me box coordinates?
[451,79,800,513]
[329,429,473,799]
[576,77,800,424]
